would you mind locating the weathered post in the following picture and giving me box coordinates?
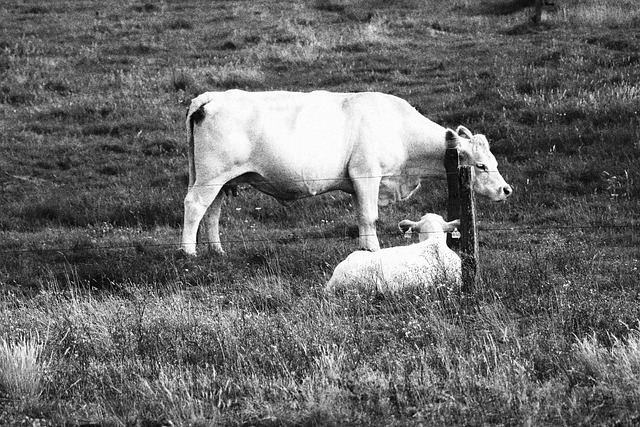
[444,149,479,294]
[532,0,544,24]
[444,148,460,250]
[458,166,479,293]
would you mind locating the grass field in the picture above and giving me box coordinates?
[1,0,639,425]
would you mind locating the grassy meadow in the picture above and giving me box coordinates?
[1,0,639,425]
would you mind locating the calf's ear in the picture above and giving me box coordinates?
[444,219,461,233]
[398,219,416,237]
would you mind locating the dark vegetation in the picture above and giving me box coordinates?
[0,0,639,425]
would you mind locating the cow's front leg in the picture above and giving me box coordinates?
[352,176,381,251]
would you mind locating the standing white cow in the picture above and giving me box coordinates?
[181,90,512,255]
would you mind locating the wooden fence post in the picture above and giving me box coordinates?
[532,0,543,24]
[444,148,460,250]
[458,166,479,293]
[444,148,478,293]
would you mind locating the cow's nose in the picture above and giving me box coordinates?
[503,185,513,197]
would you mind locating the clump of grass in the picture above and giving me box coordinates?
[313,0,346,13]
[574,331,640,390]
[167,64,266,94]
[211,64,266,90]
[0,334,49,401]
[570,330,640,423]
[0,83,35,105]
[250,18,328,63]
[135,365,225,425]
[21,5,50,14]
[566,2,640,26]
[165,18,193,30]
[168,68,206,96]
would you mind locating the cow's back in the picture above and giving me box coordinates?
[193,90,418,145]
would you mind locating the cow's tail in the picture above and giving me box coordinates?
[185,93,217,188]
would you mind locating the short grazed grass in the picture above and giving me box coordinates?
[1,0,639,425]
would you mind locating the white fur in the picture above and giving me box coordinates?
[325,214,461,294]
[182,90,511,255]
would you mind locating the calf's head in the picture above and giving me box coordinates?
[446,126,512,201]
[399,214,460,242]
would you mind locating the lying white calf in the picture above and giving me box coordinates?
[325,214,461,294]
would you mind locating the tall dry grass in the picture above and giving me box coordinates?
[0,334,49,401]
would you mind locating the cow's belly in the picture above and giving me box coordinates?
[230,171,354,202]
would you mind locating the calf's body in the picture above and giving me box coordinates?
[325,214,462,294]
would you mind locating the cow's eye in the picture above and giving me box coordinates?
[476,163,487,171]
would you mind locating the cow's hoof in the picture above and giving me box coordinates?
[175,248,197,259]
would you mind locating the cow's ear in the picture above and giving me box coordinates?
[445,129,459,149]
[456,126,473,139]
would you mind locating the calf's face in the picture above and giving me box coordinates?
[398,214,461,242]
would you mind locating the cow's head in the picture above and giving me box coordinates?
[446,126,512,201]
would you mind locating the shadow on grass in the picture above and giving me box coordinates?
[481,0,537,16]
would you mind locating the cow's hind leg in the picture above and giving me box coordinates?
[201,191,225,254]
[181,183,223,255]
[351,176,381,251]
